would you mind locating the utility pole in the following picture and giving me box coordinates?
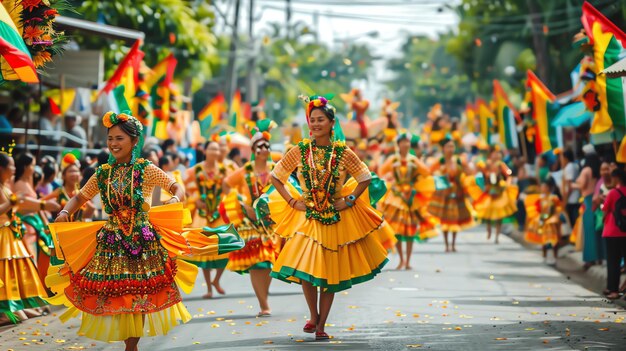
[526,0,550,84]
[225,0,241,107]
[286,0,291,40]
[246,0,257,104]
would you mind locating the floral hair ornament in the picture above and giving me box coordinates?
[298,93,337,123]
[0,140,15,157]
[248,119,277,160]
[61,150,81,171]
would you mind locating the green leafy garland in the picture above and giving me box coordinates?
[244,161,274,227]
[298,139,345,225]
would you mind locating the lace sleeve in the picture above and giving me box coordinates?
[271,146,300,183]
[146,164,176,192]
[343,148,371,183]
[79,174,99,200]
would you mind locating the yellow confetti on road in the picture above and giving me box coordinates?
[211,324,220,328]
[55,339,66,343]
[454,326,462,330]
[598,328,610,331]
[407,345,422,348]
[489,275,495,280]
[216,317,225,321]
[264,340,274,344]
[495,337,508,340]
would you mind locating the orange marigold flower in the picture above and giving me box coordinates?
[43,9,58,17]
[23,26,44,40]
[33,51,51,68]
[21,0,42,12]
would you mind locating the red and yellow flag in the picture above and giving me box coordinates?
[198,92,227,125]
[581,1,626,136]
[493,80,521,149]
[527,70,559,154]
[0,3,38,83]
[100,40,144,115]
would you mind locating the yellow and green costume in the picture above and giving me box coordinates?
[268,139,392,292]
[45,159,243,342]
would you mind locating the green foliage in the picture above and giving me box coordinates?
[253,22,375,124]
[385,34,473,122]
[66,0,218,84]
[446,0,626,98]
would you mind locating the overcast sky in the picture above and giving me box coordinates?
[213,0,460,106]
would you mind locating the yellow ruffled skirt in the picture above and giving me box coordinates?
[379,188,438,242]
[268,179,391,292]
[524,215,560,246]
[0,226,48,313]
[45,203,241,342]
[474,186,518,222]
[427,185,474,232]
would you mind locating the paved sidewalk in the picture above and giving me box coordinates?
[2,225,626,350]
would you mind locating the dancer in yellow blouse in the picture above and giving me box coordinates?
[524,177,562,260]
[474,146,518,244]
[184,141,230,299]
[268,95,393,340]
[0,152,49,325]
[223,119,281,317]
[427,136,474,252]
[46,112,243,351]
[379,132,437,269]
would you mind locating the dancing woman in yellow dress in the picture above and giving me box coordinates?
[379,132,437,270]
[184,141,230,298]
[47,112,243,351]
[427,136,474,252]
[0,153,49,325]
[269,95,392,340]
[474,147,518,244]
[223,119,281,317]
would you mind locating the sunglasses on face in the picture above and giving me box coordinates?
[255,143,270,151]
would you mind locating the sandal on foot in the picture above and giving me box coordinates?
[256,311,272,317]
[606,292,620,300]
[315,331,330,340]
[303,321,316,333]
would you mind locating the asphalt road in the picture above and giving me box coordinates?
[2,225,626,351]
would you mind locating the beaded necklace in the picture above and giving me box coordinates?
[244,162,275,201]
[195,162,226,223]
[298,139,345,225]
[96,159,149,257]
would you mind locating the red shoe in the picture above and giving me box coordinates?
[315,331,330,340]
[303,321,316,333]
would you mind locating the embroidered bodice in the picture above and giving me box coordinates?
[272,139,371,224]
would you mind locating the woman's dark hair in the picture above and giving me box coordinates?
[310,106,335,121]
[159,155,171,169]
[14,153,35,183]
[161,138,175,151]
[562,149,574,162]
[228,148,241,160]
[611,167,626,185]
[110,120,140,139]
[583,154,601,179]
[97,150,110,165]
[42,162,57,182]
[0,153,11,168]
[544,176,562,199]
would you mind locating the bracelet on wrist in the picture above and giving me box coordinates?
[40,200,46,210]
[9,194,18,206]
[171,195,180,202]
[344,198,354,207]
[58,209,69,217]
[288,198,295,207]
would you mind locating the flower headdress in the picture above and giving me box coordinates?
[396,130,412,143]
[0,140,15,157]
[298,94,337,124]
[101,110,145,164]
[61,150,81,171]
[247,119,277,160]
